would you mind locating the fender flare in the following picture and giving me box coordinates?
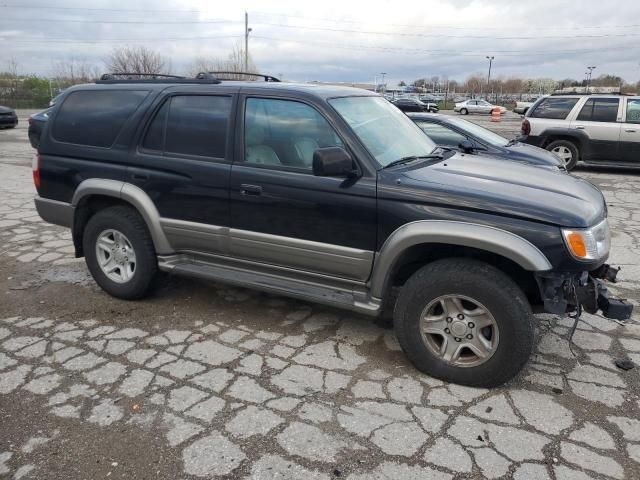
[368,220,552,299]
[540,128,589,153]
[71,179,174,255]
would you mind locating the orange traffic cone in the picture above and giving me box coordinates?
[491,107,501,122]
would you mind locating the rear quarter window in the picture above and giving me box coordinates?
[529,97,580,120]
[52,90,148,147]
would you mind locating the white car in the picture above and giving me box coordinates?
[514,99,539,115]
[454,99,506,115]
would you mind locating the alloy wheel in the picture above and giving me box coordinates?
[420,294,499,367]
[95,229,137,283]
[551,145,573,166]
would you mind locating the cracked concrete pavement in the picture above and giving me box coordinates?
[1,111,639,479]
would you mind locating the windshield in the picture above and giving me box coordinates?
[447,117,510,147]
[329,96,437,167]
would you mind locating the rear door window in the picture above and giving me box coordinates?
[576,98,620,123]
[53,90,148,147]
[625,99,640,124]
[530,97,580,120]
[141,95,232,159]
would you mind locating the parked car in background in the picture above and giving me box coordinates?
[0,106,18,129]
[514,98,538,115]
[454,99,506,115]
[408,113,562,169]
[419,94,440,102]
[520,94,640,170]
[392,97,439,113]
[28,108,52,148]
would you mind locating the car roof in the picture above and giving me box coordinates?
[62,81,377,101]
[549,94,640,100]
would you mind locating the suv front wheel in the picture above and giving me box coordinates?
[546,139,579,170]
[83,205,157,299]
[394,258,534,387]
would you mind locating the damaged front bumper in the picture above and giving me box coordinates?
[536,264,633,321]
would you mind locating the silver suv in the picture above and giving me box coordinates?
[520,94,640,170]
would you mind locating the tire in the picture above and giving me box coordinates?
[393,258,534,388]
[546,139,579,170]
[460,108,468,115]
[83,205,157,300]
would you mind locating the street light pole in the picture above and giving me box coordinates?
[486,56,494,101]
[244,12,253,72]
[586,66,596,92]
[380,72,387,94]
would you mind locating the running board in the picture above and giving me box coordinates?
[158,254,381,316]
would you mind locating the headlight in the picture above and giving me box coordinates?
[562,219,610,261]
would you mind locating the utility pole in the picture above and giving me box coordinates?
[586,66,596,92]
[486,56,494,101]
[244,12,252,72]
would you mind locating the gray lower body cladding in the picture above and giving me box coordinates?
[34,196,75,228]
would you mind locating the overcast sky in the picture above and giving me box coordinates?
[1,0,640,86]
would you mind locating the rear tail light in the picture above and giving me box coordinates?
[32,151,41,190]
[521,118,531,136]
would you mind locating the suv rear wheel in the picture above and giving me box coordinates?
[546,139,579,170]
[83,205,157,299]
[393,258,534,387]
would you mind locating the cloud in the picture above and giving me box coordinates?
[1,0,639,85]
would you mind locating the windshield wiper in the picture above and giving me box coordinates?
[505,138,519,146]
[383,153,443,169]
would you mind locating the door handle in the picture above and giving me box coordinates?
[625,129,637,133]
[240,184,262,196]
[574,125,585,130]
[131,173,149,180]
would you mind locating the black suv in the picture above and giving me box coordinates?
[392,97,439,113]
[33,73,631,387]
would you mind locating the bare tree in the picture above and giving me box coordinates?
[0,58,20,100]
[5,57,19,78]
[189,42,256,79]
[463,74,484,97]
[51,56,100,87]
[105,46,171,75]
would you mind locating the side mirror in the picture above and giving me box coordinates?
[313,147,356,177]
[459,140,475,153]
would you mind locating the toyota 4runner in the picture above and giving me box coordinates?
[32,72,632,387]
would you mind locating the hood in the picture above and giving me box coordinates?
[503,142,562,167]
[386,152,605,228]
[0,105,15,114]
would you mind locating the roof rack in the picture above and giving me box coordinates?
[550,92,629,96]
[95,71,281,85]
[96,72,221,84]
[204,71,281,82]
